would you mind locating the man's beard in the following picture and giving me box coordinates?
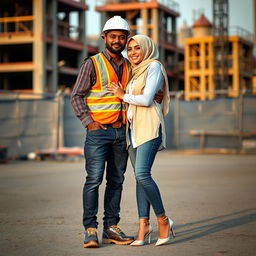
[106,42,125,54]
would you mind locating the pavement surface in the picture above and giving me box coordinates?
[0,151,256,256]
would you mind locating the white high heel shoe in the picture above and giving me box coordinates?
[155,218,175,246]
[130,225,153,246]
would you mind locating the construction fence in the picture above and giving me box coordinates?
[0,91,256,159]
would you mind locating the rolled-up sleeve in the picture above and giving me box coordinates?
[70,59,95,128]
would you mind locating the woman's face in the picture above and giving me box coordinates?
[127,39,143,65]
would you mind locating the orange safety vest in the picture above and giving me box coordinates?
[85,52,131,124]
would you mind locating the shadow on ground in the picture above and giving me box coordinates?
[170,208,256,244]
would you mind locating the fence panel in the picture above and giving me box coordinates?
[63,95,85,147]
[243,96,256,132]
[165,96,256,151]
[1,93,255,158]
[0,96,58,158]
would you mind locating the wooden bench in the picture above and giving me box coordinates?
[189,129,256,151]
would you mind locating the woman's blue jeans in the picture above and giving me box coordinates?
[83,125,128,229]
[128,129,165,219]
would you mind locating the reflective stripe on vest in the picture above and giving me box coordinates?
[85,52,130,124]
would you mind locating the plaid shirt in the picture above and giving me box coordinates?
[70,49,125,128]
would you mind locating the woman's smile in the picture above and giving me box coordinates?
[127,39,143,65]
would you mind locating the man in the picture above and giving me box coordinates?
[71,16,134,248]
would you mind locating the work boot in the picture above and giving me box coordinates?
[102,225,134,245]
[84,228,99,248]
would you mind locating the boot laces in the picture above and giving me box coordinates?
[87,228,97,235]
[111,225,123,233]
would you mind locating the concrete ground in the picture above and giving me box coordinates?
[0,152,256,256]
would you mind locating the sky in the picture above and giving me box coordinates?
[85,0,254,36]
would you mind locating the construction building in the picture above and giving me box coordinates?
[0,0,97,94]
[253,0,256,94]
[1,0,254,98]
[95,0,184,91]
[184,14,254,101]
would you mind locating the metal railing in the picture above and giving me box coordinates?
[57,21,82,40]
[229,26,253,42]
[46,18,83,41]
[158,0,179,12]
[160,29,177,45]
[95,0,179,12]
[0,16,33,35]
[0,15,83,41]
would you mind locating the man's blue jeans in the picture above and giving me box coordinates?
[128,129,165,219]
[83,125,128,229]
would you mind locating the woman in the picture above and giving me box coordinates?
[107,35,175,246]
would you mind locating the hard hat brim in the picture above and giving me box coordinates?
[101,29,130,39]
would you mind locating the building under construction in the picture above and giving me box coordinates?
[0,0,255,98]
[0,0,98,94]
[253,0,256,93]
[95,0,184,91]
[184,14,254,101]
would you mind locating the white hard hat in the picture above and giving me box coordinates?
[102,16,130,35]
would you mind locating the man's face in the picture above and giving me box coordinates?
[103,30,128,54]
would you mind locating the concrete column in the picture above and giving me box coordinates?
[33,0,46,93]
[172,16,177,45]
[78,9,87,64]
[200,41,206,100]
[171,16,179,91]
[158,10,164,62]
[49,0,58,92]
[184,43,190,100]
[253,0,256,56]
[232,41,239,97]
[209,38,215,98]
[99,12,107,52]
[152,8,159,46]
[141,8,148,36]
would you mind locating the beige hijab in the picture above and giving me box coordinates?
[126,35,170,116]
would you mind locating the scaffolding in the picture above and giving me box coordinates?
[212,0,229,91]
